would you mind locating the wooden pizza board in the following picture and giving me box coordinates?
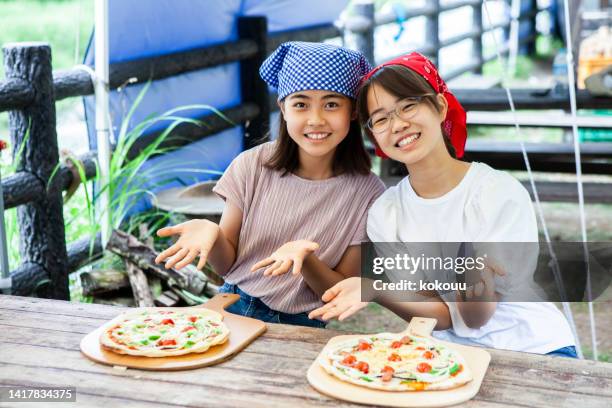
[80,293,266,371]
[307,317,490,407]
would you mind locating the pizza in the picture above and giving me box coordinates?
[319,333,471,391]
[99,308,229,357]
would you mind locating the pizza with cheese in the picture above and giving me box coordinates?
[319,333,471,391]
[99,308,229,357]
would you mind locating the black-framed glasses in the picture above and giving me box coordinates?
[366,95,433,134]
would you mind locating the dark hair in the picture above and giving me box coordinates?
[356,65,456,158]
[264,102,372,176]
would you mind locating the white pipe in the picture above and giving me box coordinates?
[0,165,11,294]
[562,0,598,361]
[95,0,111,247]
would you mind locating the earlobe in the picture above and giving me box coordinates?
[438,94,448,121]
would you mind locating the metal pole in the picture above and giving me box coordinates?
[95,0,111,247]
[0,165,11,295]
[472,0,483,74]
[353,0,375,65]
[426,0,440,65]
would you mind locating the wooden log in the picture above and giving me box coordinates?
[0,77,34,112]
[154,290,181,307]
[80,269,129,296]
[8,261,48,297]
[52,39,258,101]
[125,261,155,307]
[3,42,69,299]
[66,232,103,273]
[106,229,207,295]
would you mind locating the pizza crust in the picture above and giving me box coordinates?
[99,307,230,357]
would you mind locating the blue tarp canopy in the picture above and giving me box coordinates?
[84,0,348,213]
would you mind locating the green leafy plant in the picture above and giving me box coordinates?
[54,82,230,252]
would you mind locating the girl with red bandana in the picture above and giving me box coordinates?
[310,53,577,357]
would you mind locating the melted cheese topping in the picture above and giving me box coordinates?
[109,310,223,351]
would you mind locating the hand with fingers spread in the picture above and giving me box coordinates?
[250,240,319,277]
[154,219,220,270]
[462,259,505,301]
[308,277,370,321]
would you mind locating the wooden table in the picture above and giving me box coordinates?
[1,295,611,407]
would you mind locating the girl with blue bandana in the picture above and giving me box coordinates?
[155,42,385,327]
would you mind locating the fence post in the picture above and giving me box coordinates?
[426,0,441,65]
[473,1,484,74]
[238,16,270,150]
[3,42,69,299]
[353,0,375,65]
[527,0,537,55]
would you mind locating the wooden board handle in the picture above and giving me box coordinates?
[406,317,437,337]
[200,293,240,312]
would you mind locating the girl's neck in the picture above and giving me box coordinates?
[295,148,336,180]
[405,147,470,199]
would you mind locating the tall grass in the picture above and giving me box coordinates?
[55,81,229,251]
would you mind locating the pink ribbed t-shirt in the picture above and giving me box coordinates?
[212,141,385,314]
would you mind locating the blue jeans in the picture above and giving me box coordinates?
[546,346,578,358]
[219,283,326,328]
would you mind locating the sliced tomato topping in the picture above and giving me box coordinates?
[157,339,177,347]
[400,336,412,344]
[357,340,372,351]
[341,355,357,366]
[423,350,435,359]
[381,365,395,374]
[391,341,403,349]
[181,326,196,333]
[388,353,402,362]
[161,318,175,325]
[381,366,395,382]
[355,361,369,374]
[188,316,198,323]
[417,362,432,373]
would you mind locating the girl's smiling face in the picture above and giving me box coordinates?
[366,83,448,165]
[280,90,353,160]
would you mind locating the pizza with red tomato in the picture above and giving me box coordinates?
[99,308,229,357]
[319,333,471,391]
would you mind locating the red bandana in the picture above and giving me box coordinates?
[360,52,467,158]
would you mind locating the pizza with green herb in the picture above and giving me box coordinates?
[319,333,471,391]
[99,308,229,357]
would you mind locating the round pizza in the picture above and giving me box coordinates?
[319,333,471,391]
[99,308,229,357]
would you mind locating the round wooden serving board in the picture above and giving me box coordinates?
[307,317,491,407]
[80,293,266,371]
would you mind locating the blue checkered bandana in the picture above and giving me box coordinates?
[259,41,372,100]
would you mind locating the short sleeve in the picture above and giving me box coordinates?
[468,171,540,298]
[471,171,538,242]
[349,176,386,246]
[366,186,399,242]
[212,149,256,212]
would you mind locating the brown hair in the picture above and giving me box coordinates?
[356,65,456,158]
[264,102,372,175]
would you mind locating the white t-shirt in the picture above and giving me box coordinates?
[367,161,575,354]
